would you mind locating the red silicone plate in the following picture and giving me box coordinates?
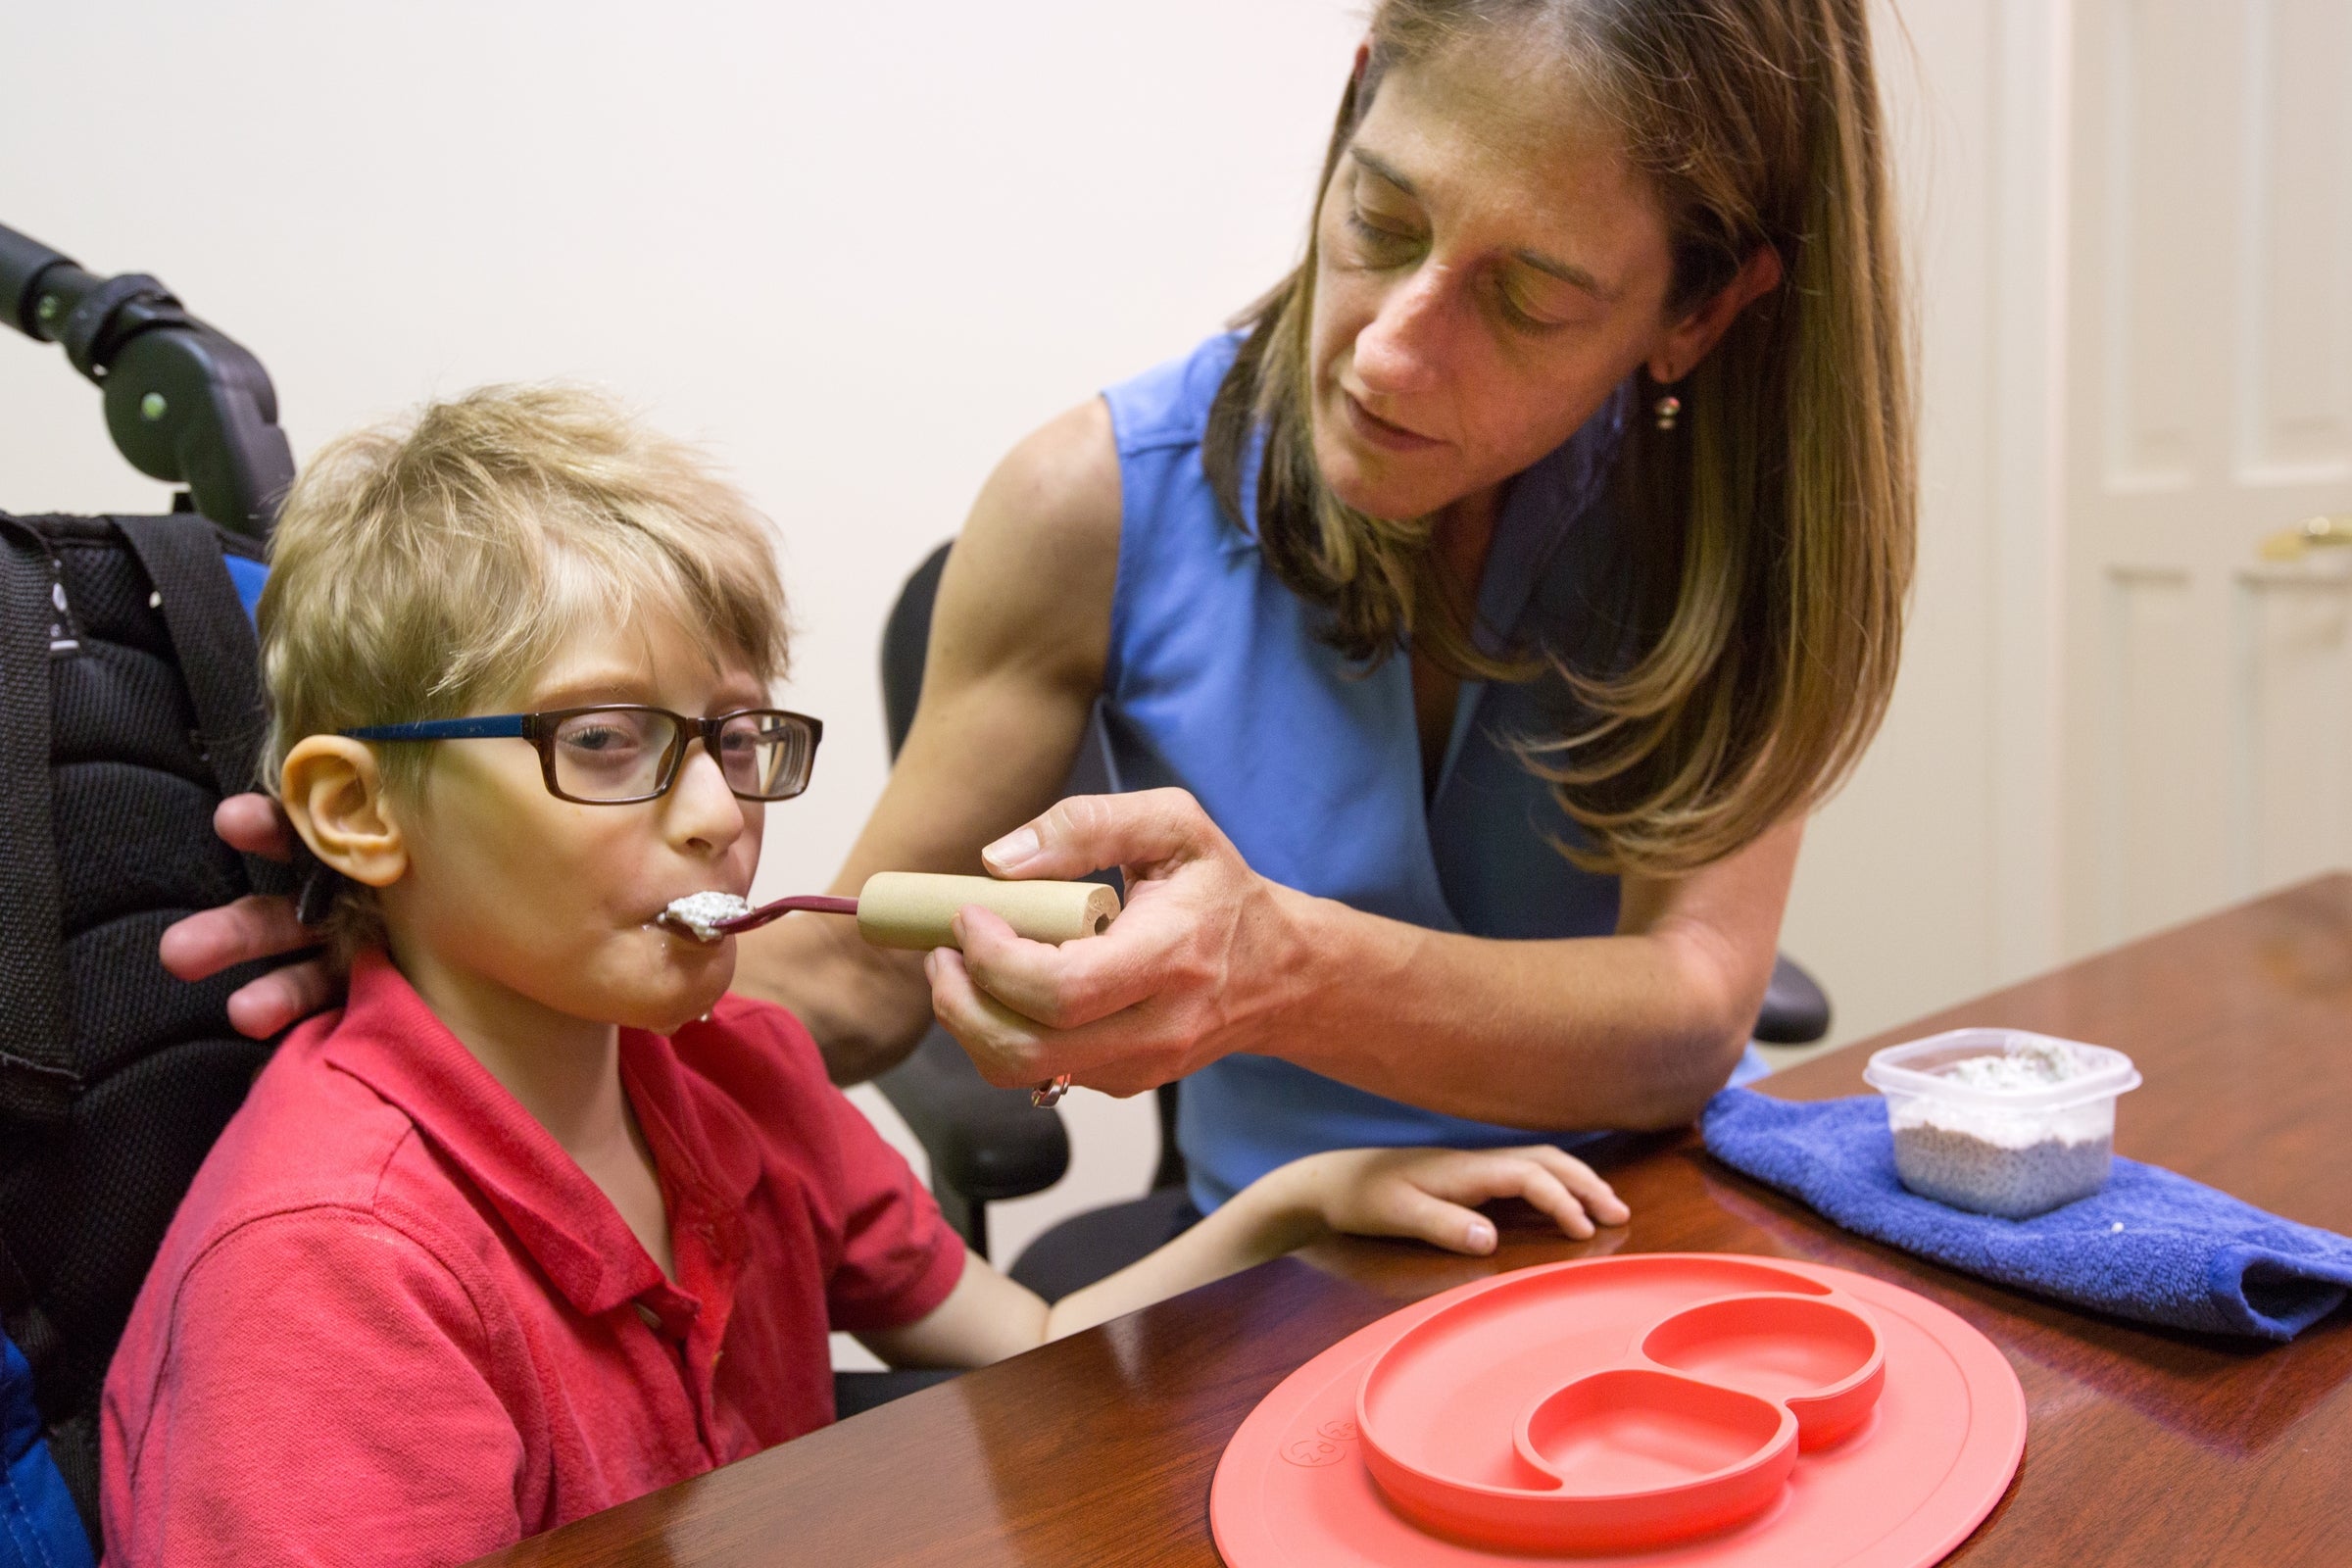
[1211,1255,2024,1568]
[1355,1256,1884,1551]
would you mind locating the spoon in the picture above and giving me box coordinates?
[660,873,1121,1107]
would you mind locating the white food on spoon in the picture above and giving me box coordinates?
[662,891,752,943]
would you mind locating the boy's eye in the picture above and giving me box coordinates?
[548,710,674,800]
[554,710,662,760]
[564,724,636,754]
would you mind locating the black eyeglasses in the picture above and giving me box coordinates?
[341,706,823,804]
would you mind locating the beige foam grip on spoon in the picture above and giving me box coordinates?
[856,872,1121,951]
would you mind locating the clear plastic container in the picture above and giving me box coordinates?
[1862,1029,2141,1219]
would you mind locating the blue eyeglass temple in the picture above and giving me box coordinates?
[342,716,532,741]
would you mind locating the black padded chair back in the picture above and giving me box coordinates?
[878,541,949,761]
[0,511,291,1542]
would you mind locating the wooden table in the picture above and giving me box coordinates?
[474,875,2352,1567]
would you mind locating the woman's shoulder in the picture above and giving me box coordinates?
[978,393,1124,554]
[931,394,1123,681]
[906,332,1250,706]
[952,331,1245,596]
[1101,330,1245,457]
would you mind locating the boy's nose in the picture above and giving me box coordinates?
[665,742,750,850]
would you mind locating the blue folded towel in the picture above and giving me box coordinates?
[1701,1088,2352,1342]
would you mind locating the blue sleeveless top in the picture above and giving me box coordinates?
[1100,334,1767,1209]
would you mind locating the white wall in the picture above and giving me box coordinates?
[1775,0,2067,1056]
[0,0,1368,905]
[1,4,2069,1280]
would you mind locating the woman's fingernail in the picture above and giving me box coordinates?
[949,913,966,949]
[983,827,1040,870]
[1467,1218,1495,1251]
[923,950,939,982]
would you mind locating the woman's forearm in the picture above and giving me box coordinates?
[933,801,1800,1122]
[1267,894,1754,1129]
[1254,821,1804,1130]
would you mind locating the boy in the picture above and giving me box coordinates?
[99,386,1626,1566]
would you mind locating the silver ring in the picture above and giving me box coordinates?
[1030,1073,1072,1108]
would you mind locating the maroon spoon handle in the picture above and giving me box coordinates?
[712,894,859,934]
[710,890,1070,1109]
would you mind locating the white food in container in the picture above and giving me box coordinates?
[1863,1029,2141,1219]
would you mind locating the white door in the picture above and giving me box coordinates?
[2062,0,2352,955]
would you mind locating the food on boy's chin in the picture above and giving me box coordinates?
[661,891,752,943]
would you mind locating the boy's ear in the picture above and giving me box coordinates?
[280,738,409,889]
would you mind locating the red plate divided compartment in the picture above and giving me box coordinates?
[1211,1254,2025,1568]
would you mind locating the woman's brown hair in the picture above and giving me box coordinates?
[1203,0,1913,876]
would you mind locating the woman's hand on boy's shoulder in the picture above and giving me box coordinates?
[1275,1145,1632,1256]
[159,793,343,1038]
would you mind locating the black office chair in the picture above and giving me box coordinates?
[1754,958,1832,1046]
[868,541,1834,1305]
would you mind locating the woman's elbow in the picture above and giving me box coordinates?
[1615,1032,1751,1130]
[1626,939,1772,1128]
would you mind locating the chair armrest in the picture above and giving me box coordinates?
[873,1026,1071,1204]
[1753,954,1833,1046]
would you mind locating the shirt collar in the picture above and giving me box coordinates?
[619,1020,761,1277]
[321,950,758,1320]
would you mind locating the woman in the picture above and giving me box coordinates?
[174,0,1909,1223]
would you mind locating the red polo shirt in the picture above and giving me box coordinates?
[99,949,963,1567]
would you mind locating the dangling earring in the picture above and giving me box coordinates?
[1654,393,1683,431]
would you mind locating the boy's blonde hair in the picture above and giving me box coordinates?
[258,382,790,956]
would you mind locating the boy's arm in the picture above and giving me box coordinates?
[856,1145,1628,1368]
